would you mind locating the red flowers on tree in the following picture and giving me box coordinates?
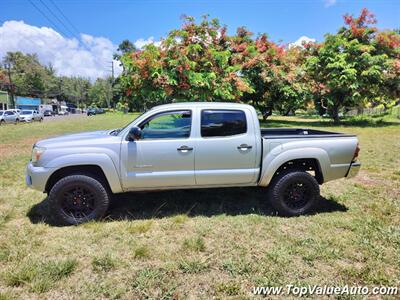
[118,9,399,122]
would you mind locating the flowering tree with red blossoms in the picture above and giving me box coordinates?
[119,10,399,122]
[119,16,253,111]
[305,8,400,122]
[236,30,311,119]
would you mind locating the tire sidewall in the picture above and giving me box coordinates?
[49,175,109,225]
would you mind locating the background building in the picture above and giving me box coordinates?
[15,96,41,110]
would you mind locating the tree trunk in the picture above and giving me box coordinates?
[283,108,292,116]
[331,105,340,124]
[261,107,273,121]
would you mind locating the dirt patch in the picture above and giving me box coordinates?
[0,137,39,161]
[352,170,381,187]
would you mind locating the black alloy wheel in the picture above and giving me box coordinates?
[60,185,96,219]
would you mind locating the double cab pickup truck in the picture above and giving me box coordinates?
[26,103,361,225]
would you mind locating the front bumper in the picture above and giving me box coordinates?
[20,118,32,122]
[26,162,55,192]
[346,161,361,179]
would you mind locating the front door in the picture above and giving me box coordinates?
[194,109,259,185]
[4,111,16,123]
[121,110,195,190]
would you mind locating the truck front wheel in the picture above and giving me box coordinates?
[268,171,319,216]
[48,174,110,225]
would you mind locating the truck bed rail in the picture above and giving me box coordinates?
[261,128,356,139]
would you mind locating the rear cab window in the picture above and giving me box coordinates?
[201,110,247,137]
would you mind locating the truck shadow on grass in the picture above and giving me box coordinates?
[28,187,347,225]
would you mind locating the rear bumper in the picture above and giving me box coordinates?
[346,161,361,179]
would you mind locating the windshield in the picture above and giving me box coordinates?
[0,111,3,116]
[21,111,33,115]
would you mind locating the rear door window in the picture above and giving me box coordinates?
[201,110,247,137]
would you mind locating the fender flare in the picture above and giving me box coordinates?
[259,147,330,187]
[45,153,123,193]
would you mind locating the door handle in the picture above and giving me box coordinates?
[237,144,252,150]
[177,145,193,152]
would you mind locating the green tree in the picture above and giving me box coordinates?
[3,52,47,98]
[305,9,400,122]
[43,63,61,98]
[58,76,91,108]
[88,77,113,108]
[114,39,136,60]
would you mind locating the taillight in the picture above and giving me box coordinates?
[353,143,360,161]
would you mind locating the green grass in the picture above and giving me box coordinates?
[182,236,206,252]
[0,113,399,299]
[133,245,151,259]
[92,254,117,272]
[3,259,77,293]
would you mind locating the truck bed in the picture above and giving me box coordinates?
[261,128,356,139]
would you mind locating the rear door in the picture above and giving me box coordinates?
[194,109,258,185]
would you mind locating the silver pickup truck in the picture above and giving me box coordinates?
[26,103,360,225]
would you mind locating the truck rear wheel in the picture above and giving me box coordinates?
[48,174,110,225]
[268,171,319,216]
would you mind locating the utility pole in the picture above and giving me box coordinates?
[109,60,115,108]
[111,60,114,81]
[4,63,15,108]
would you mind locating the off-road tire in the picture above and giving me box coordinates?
[48,174,110,225]
[268,171,320,216]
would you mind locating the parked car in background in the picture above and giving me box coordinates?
[7,109,21,117]
[87,108,106,116]
[96,108,105,114]
[0,110,20,125]
[43,110,55,117]
[87,108,97,116]
[58,110,69,116]
[19,110,43,122]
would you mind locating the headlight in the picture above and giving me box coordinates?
[32,146,46,163]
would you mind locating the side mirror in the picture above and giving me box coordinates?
[127,126,142,141]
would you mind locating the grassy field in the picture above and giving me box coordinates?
[0,113,399,299]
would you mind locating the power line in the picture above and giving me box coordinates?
[27,0,111,76]
[38,0,77,38]
[35,0,92,55]
[48,0,81,36]
[45,0,96,55]
[29,0,85,50]
[27,1,99,59]
[27,0,68,37]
